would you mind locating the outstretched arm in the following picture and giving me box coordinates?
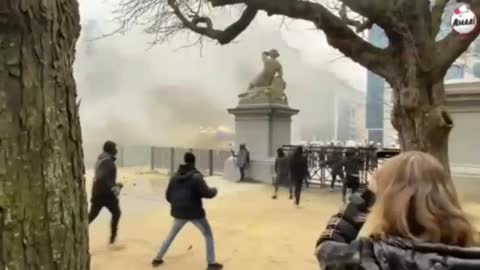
[315,189,376,269]
[194,174,218,199]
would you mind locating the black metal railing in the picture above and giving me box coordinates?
[282,145,400,186]
[112,145,231,176]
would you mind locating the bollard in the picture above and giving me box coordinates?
[208,149,214,176]
[169,147,175,176]
[150,146,155,172]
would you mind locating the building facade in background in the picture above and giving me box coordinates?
[366,25,388,144]
[335,90,367,143]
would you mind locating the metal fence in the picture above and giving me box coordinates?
[113,145,231,176]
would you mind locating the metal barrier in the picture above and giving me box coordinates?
[111,145,231,176]
[282,145,400,187]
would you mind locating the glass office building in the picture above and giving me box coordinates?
[366,24,388,144]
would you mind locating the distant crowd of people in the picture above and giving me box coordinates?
[89,140,480,270]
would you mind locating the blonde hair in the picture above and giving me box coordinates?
[365,151,479,246]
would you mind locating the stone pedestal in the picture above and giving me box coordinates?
[225,103,299,183]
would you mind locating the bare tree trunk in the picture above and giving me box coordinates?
[391,80,453,173]
[0,1,89,270]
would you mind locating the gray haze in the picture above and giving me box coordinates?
[74,5,363,162]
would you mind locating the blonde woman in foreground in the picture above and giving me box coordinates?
[315,151,480,270]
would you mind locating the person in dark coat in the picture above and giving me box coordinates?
[88,140,123,244]
[341,150,363,202]
[152,152,223,270]
[289,146,310,207]
[272,148,291,200]
[236,144,250,182]
[327,148,344,192]
[315,151,480,270]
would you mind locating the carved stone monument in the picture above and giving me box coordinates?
[238,49,288,105]
[225,49,299,183]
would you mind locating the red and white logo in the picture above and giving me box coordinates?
[450,4,477,35]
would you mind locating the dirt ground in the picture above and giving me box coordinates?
[87,168,480,270]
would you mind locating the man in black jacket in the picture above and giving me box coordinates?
[88,140,123,244]
[152,152,223,270]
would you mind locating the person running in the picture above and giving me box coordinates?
[88,140,123,245]
[152,152,223,270]
[315,151,480,269]
[289,146,310,207]
[272,148,291,200]
[236,144,250,182]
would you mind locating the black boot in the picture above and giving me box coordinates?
[152,259,164,267]
[207,263,223,270]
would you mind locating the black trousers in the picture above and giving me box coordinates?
[293,178,304,205]
[330,170,344,189]
[88,197,122,243]
[239,166,246,181]
[342,175,360,201]
[273,173,293,198]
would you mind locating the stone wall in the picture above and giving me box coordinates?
[446,81,480,176]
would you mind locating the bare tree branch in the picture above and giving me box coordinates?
[434,0,480,79]
[167,0,257,44]
[339,3,373,32]
[209,0,244,6]
[337,0,391,28]
[232,0,394,78]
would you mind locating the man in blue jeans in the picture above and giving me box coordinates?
[152,152,223,270]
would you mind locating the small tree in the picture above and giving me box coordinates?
[114,0,480,171]
[0,0,89,269]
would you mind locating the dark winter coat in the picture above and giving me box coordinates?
[289,154,309,182]
[343,155,363,177]
[166,164,217,219]
[91,152,117,202]
[327,151,344,174]
[316,189,480,270]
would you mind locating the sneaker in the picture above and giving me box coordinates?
[330,188,334,192]
[152,259,164,267]
[207,263,223,270]
[272,195,277,199]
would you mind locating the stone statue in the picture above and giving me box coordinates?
[239,49,288,105]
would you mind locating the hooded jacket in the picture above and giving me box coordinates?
[166,164,217,219]
[91,152,117,202]
[315,189,480,270]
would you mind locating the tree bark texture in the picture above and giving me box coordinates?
[0,1,89,270]
[390,81,453,173]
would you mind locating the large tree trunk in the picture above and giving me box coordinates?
[391,79,453,172]
[0,1,89,270]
